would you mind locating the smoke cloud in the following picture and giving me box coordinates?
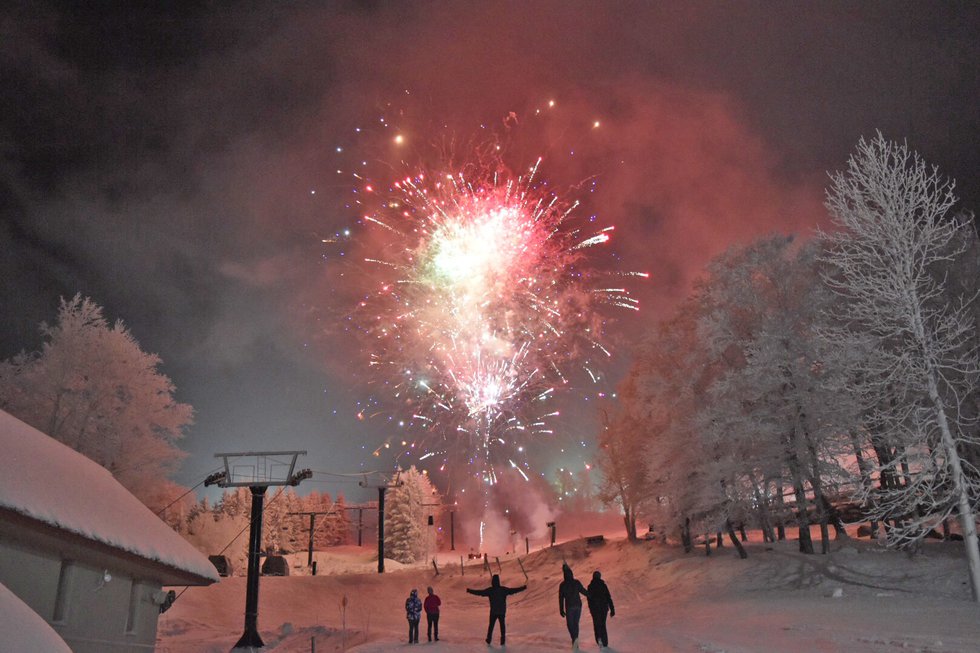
[2,2,978,490]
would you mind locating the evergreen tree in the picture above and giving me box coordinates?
[384,466,439,563]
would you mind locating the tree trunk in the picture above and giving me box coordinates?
[716,531,723,548]
[786,439,814,554]
[818,494,848,540]
[738,523,747,542]
[774,478,787,541]
[926,371,980,600]
[726,519,748,559]
[804,435,848,542]
[704,532,711,557]
[751,479,774,543]
[681,517,692,553]
[623,505,637,542]
[850,430,878,537]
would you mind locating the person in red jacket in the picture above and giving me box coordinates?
[424,586,442,642]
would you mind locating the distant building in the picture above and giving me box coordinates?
[0,409,218,652]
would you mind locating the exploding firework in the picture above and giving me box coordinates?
[350,150,644,486]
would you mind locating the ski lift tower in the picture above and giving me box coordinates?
[207,451,311,652]
[359,470,404,574]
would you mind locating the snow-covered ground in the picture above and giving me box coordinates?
[157,528,980,652]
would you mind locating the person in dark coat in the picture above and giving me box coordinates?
[587,570,615,648]
[466,574,527,645]
[405,588,422,644]
[424,586,441,642]
[558,564,589,647]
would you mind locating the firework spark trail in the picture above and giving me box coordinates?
[353,153,642,486]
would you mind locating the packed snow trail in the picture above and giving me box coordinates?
[159,533,980,652]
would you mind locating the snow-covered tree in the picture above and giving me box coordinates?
[384,466,440,563]
[0,295,192,509]
[145,479,197,534]
[595,408,651,541]
[820,133,980,599]
[697,238,858,554]
[619,304,716,550]
[329,494,352,545]
[261,487,290,553]
[217,486,252,519]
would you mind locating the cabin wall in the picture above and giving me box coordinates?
[0,536,163,652]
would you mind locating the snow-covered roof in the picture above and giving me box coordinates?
[0,409,218,584]
[0,580,71,652]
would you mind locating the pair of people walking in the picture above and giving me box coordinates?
[559,564,615,649]
[405,586,441,644]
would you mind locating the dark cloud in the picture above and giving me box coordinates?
[2,1,979,496]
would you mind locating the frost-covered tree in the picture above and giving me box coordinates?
[697,239,858,554]
[329,494,352,545]
[0,295,192,508]
[820,133,980,599]
[620,304,717,550]
[217,486,252,519]
[595,408,651,541]
[384,466,440,563]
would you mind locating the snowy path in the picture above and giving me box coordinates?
[158,536,980,652]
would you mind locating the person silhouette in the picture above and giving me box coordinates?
[587,570,615,648]
[466,574,527,646]
[558,564,588,648]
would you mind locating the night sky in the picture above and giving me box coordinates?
[3,1,979,502]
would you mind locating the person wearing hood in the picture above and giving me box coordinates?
[424,586,441,642]
[587,570,615,648]
[558,564,589,648]
[466,574,527,646]
[405,588,423,644]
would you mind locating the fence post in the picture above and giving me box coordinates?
[517,557,528,582]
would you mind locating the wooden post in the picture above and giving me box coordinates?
[517,557,528,582]
[460,555,464,576]
[495,556,502,573]
[432,559,439,575]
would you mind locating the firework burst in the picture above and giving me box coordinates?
[351,153,643,485]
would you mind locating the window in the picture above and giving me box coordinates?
[125,581,140,634]
[52,560,73,623]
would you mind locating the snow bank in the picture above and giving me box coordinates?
[0,410,218,583]
[0,581,71,652]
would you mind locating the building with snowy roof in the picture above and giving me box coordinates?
[0,409,218,652]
